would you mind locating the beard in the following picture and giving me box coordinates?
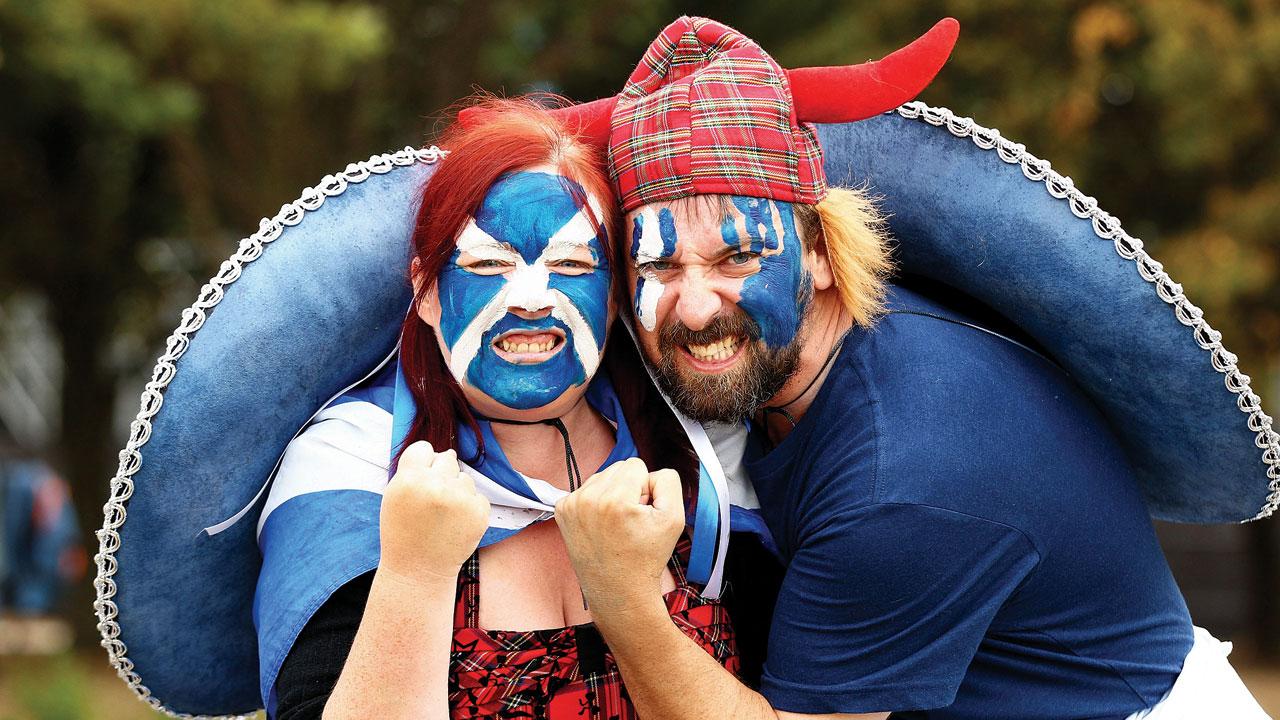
[651,311,803,423]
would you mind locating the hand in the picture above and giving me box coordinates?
[379,441,491,585]
[555,457,685,615]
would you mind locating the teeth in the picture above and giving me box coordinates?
[498,338,557,354]
[687,337,739,361]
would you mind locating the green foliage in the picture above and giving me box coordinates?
[0,2,1276,643]
[8,653,90,720]
[0,0,385,134]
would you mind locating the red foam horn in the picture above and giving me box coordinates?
[787,17,959,123]
[458,18,958,146]
[547,96,617,148]
[457,97,617,149]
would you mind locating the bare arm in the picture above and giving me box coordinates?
[322,568,456,719]
[590,588,887,720]
[556,459,887,720]
[321,443,490,720]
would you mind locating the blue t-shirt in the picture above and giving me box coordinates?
[746,286,1193,719]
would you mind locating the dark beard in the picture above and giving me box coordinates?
[651,312,803,423]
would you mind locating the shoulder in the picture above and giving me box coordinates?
[277,361,398,485]
[847,284,1065,405]
[273,398,392,496]
[822,285,1135,516]
[261,368,397,533]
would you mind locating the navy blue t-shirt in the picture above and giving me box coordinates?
[746,286,1193,719]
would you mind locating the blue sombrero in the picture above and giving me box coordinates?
[94,107,1279,717]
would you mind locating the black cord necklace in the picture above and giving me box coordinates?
[757,329,850,430]
[479,414,583,491]
[478,413,589,611]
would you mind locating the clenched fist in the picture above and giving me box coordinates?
[379,441,491,585]
[555,457,685,615]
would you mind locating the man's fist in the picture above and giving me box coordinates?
[555,457,685,614]
[379,441,491,585]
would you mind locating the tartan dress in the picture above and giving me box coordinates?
[448,536,740,719]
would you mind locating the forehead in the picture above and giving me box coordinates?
[473,169,597,259]
[625,195,770,258]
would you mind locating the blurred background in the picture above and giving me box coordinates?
[1,0,1278,717]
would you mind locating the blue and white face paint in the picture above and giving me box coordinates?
[436,170,610,411]
[628,195,809,347]
[630,206,678,331]
[623,194,812,422]
[719,196,810,349]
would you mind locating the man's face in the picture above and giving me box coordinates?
[625,195,813,421]
[430,169,611,413]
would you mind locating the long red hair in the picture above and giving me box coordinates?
[401,95,697,503]
[401,97,616,458]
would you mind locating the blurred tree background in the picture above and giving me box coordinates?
[0,0,1277,715]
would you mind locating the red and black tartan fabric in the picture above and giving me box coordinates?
[608,16,827,213]
[447,536,739,719]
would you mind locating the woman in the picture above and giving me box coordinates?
[267,97,747,719]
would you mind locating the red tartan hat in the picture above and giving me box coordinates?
[607,16,957,211]
[608,17,823,210]
[457,18,958,211]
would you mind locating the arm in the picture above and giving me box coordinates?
[322,566,456,719]
[322,443,490,720]
[554,459,885,720]
[591,588,885,720]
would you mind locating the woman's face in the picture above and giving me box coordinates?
[420,165,614,418]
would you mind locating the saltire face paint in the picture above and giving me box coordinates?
[436,171,610,410]
[720,196,811,349]
[630,206,678,331]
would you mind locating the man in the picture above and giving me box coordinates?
[554,16,1270,719]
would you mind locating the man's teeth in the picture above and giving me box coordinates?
[498,338,556,353]
[687,337,739,362]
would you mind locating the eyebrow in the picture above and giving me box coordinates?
[633,245,754,266]
[457,240,519,262]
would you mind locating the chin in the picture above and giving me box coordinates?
[463,383,591,422]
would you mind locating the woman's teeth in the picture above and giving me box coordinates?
[498,338,556,353]
[687,337,739,362]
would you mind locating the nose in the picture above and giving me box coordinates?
[509,306,552,320]
[505,264,554,314]
[673,271,725,332]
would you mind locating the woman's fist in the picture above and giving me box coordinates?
[379,441,491,585]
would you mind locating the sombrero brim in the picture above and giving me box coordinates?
[95,108,1278,717]
[817,103,1277,524]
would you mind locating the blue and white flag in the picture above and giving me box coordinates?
[250,353,770,713]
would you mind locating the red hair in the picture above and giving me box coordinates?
[400,97,621,461]
[400,97,697,502]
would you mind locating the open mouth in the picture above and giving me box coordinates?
[680,335,745,372]
[492,328,567,364]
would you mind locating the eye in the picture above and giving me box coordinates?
[549,259,595,272]
[463,258,513,273]
[636,260,677,275]
[725,251,758,266]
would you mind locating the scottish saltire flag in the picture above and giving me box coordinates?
[250,355,771,714]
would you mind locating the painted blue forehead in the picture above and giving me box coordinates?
[474,171,597,263]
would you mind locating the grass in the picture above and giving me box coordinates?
[0,651,264,720]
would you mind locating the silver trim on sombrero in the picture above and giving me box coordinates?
[93,146,445,719]
[895,101,1280,521]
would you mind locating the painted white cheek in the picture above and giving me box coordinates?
[505,263,554,311]
[636,279,665,332]
[448,286,511,383]
[549,289,602,378]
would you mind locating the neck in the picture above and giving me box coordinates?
[485,394,614,491]
[759,290,852,444]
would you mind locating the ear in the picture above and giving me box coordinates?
[410,257,442,327]
[805,223,836,292]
